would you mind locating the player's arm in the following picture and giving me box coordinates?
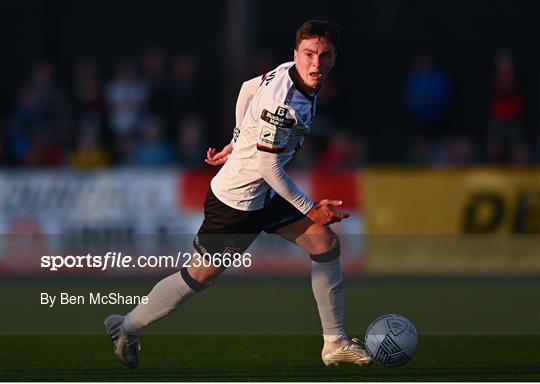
[257,152,348,225]
[255,104,348,225]
[257,150,314,214]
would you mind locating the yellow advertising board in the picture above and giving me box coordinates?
[362,168,540,275]
[364,168,540,235]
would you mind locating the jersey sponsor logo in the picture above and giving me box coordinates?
[260,107,295,129]
[259,125,290,148]
[260,127,276,144]
[257,113,291,153]
[257,106,294,153]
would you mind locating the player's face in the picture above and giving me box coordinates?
[294,37,336,92]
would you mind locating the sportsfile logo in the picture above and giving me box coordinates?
[40,251,252,271]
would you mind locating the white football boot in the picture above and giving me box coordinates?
[104,314,140,369]
[322,338,373,367]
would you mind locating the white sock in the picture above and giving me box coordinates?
[122,268,202,334]
[311,256,347,341]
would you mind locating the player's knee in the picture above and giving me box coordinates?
[310,243,340,263]
[311,231,340,255]
[326,232,340,251]
[304,224,340,254]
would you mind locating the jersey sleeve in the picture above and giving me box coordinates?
[255,102,296,154]
[231,75,263,147]
[235,76,262,126]
[256,151,315,214]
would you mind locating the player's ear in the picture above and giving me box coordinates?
[294,49,298,61]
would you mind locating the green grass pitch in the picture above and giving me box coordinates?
[0,277,539,381]
[1,335,539,381]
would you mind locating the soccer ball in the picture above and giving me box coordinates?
[364,314,418,367]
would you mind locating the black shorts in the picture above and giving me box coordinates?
[193,187,305,255]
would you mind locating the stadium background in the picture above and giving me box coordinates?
[0,0,539,381]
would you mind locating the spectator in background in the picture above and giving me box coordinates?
[176,114,205,167]
[442,134,475,166]
[318,131,366,170]
[141,48,171,125]
[404,53,451,141]
[8,62,68,166]
[484,49,528,165]
[114,134,137,166]
[483,134,506,164]
[105,60,148,136]
[8,87,46,164]
[405,138,443,167]
[170,54,201,125]
[70,128,110,169]
[131,115,174,166]
[74,60,104,116]
[28,61,66,128]
[489,50,525,146]
[510,141,531,166]
[24,127,65,167]
[73,60,111,150]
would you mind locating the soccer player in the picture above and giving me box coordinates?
[105,20,372,369]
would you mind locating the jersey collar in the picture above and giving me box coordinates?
[288,65,318,101]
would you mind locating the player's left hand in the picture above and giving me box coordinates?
[205,144,233,166]
[307,199,350,225]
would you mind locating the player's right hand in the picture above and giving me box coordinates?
[306,199,350,225]
[205,144,233,166]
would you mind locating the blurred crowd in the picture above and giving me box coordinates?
[1,49,208,169]
[402,50,536,167]
[0,48,538,170]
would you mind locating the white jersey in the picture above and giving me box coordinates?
[211,62,317,214]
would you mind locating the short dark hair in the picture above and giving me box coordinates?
[295,20,340,49]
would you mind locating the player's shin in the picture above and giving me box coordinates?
[310,246,347,343]
[122,267,207,335]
